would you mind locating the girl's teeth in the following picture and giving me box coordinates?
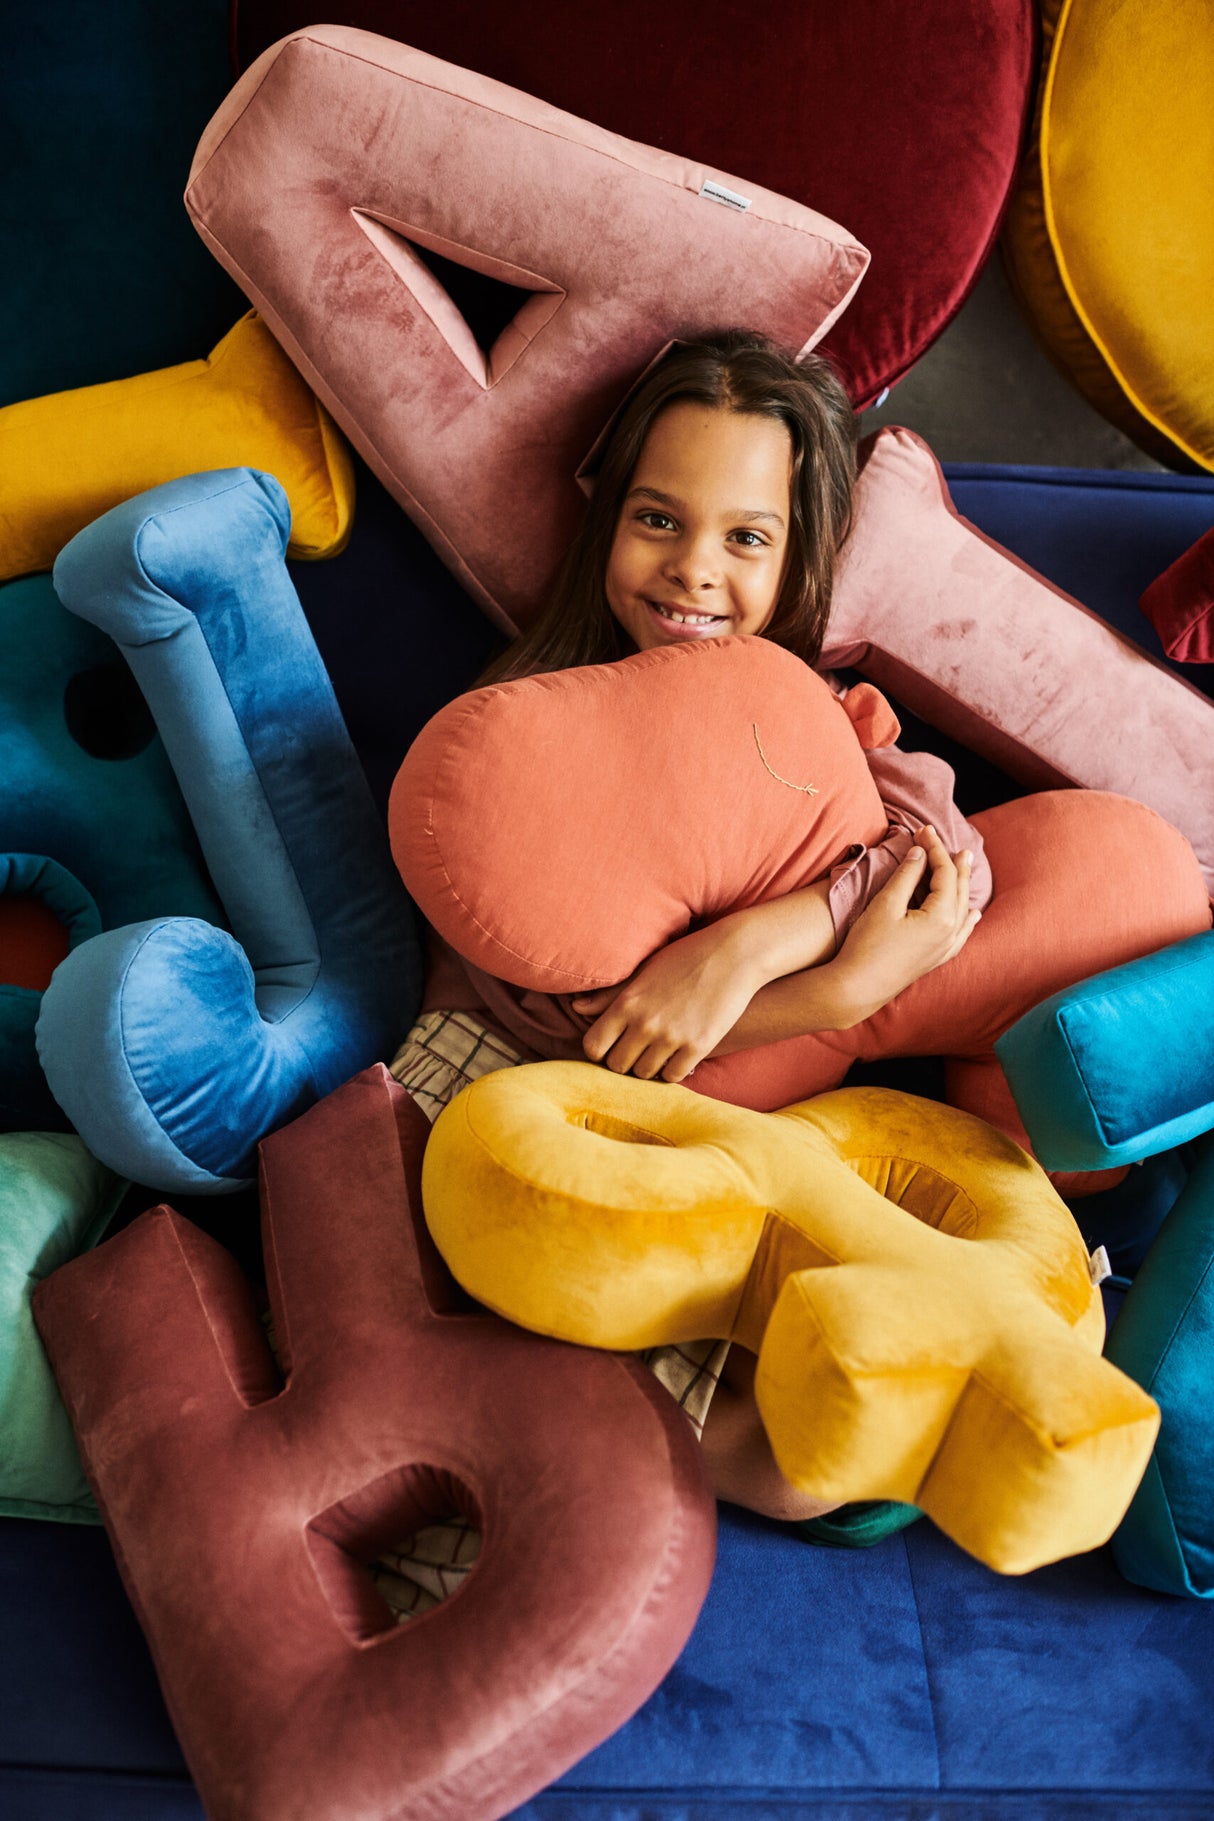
[656,603,719,625]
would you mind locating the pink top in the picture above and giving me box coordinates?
[419,731,993,1062]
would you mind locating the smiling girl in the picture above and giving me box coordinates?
[393,330,991,1526]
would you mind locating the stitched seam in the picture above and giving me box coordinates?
[902,1533,943,1792]
[752,723,818,794]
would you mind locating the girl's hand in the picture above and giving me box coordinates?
[571,924,761,1083]
[831,824,978,1025]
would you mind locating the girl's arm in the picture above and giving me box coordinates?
[574,826,977,1082]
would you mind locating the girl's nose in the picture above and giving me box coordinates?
[664,536,721,592]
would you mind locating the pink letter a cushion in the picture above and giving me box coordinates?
[32,1068,716,1821]
[185,25,868,631]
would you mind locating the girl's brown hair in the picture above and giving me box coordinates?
[481,328,857,683]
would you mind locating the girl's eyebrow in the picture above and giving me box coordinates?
[627,485,786,528]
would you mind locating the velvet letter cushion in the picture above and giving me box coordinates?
[424,1063,1158,1575]
[0,1132,125,1522]
[1139,526,1214,665]
[995,931,1214,1173]
[823,428,1214,894]
[32,1066,717,1821]
[0,573,223,1133]
[1105,1131,1214,1598]
[184,25,868,631]
[0,312,354,581]
[37,469,420,1192]
[392,637,894,991]
[1002,0,1214,472]
[231,0,1035,411]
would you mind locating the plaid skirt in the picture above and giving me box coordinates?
[371,1010,730,1624]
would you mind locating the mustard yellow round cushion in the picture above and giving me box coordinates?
[0,312,355,579]
[1003,0,1214,471]
[423,1062,1160,1576]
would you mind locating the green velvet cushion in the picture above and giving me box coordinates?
[1106,1133,1214,1597]
[0,1133,125,1521]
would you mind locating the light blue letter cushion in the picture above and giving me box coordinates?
[1106,1133,1214,1597]
[0,575,223,1132]
[37,468,421,1193]
[995,930,1214,1172]
[0,1131,125,1521]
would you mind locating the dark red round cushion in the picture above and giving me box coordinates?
[230,0,1036,407]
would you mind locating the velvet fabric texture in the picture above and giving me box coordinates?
[1107,1133,1214,1598]
[185,25,868,630]
[0,572,222,1131]
[231,0,1036,411]
[1140,526,1214,665]
[393,640,895,992]
[425,1063,1156,1575]
[0,313,354,580]
[1002,0,1214,472]
[37,469,420,1191]
[995,931,1214,1172]
[32,1066,717,1821]
[825,428,1214,893]
[0,1133,124,1522]
[389,635,1211,1150]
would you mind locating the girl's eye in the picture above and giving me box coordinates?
[637,510,676,531]
[731,530,767,548]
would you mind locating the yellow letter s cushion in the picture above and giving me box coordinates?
[0,312,354,579]
[423,1063,1159,1576]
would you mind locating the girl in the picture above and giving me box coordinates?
[393,330,991,1527]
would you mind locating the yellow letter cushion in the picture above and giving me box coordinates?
[1002,0,1214,472]
[424,1063,1160,1576]
[184,25,868,631]
[824,427,1214,894]
[0,312,354,579]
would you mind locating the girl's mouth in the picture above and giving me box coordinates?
[645,598,727,635]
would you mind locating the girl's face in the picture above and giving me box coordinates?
[605,401,793,653]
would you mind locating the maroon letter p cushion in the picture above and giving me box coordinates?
[32,1069,716,1821]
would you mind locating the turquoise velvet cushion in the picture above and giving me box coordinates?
[36,468,421,1192]
[1106,1134,1214,1597]
[995,931,1214,1170]
[0,1132,124,1521]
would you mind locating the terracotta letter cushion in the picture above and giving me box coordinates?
[390,636,1211,1142]
[0,312,354,581]
[423,1063,1159,1574]
[32,1067,717,1821]
[0,573,224,1133]
[824,427,1214,896]
[0,1132,125,1521]
[1106,1131,1214,1598]
[996,931,1214,1173]
[184,25,868,631]
[1002,0,1214,472]
[37,470,420,1192]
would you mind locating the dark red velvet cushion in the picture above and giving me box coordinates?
[230,0,1036,406]
[33,1067,716,1821]
[1140,526,1214,663]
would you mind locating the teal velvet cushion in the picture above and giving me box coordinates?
[995,930,1214,1171]
[1106,1134,1214,1597]
[0,1132,125,1521]
[0,573,224,1131]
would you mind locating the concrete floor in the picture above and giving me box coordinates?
[858,247,1165,473]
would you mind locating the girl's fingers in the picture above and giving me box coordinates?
[571,986,618,1015]
[881,840,930,913]
[660,1046,699,1084]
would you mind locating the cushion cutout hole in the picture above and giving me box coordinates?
[63,660,156,760]
[308,1464,482,1640]
[574,1110,676,1147]
[0,895,70,990]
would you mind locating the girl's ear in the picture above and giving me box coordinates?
[837,682,901,751]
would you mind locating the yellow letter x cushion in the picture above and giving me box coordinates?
[423,1063,1160,1576]
[0,312,353,578]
